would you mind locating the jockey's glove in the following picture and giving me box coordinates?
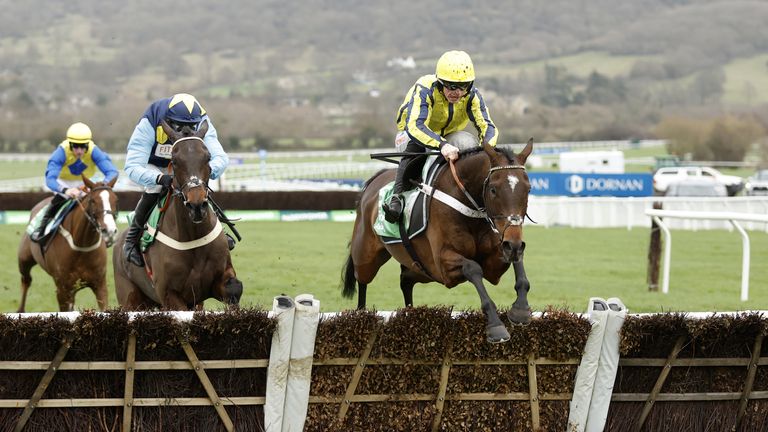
[63,188,82,199]
[156,174,174,189]
[440,143,459,161]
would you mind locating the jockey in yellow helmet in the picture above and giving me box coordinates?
[30,122,118,242]
[383,50,498,223]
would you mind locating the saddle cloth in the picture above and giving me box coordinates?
[374,155,444,244]
[25,200,77,239]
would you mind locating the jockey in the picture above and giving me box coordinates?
[122,93,229,267]
[383,50,499,223]
[30,122,118,243]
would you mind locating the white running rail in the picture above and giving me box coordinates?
[645,209,768,301]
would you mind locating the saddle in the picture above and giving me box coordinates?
[26,200,77,245]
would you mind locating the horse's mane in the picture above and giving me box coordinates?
[458,145,516,163]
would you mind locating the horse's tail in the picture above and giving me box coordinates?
[341,253,357,299]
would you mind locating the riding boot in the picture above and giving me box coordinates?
[383,159,409,223]
[30,195,66,243]
[124,192,160,267]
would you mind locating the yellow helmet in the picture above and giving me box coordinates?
[66,122,92,144]
[435,50,475,83]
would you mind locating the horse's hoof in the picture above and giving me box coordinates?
[508,307,532,325]
[486,324,510,344]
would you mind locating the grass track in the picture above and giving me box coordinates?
[1,221,767,314]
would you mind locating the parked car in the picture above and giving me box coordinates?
[745,169,768,196]
[653,166,744,196]
[665,178,727,197]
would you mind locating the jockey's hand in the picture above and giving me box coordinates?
[64,188,83,199]
[440,143,459,161]
[156,174,174,189]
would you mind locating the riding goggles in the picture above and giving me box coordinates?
[69,142,88,150]
[439,79,473,92]
[168,119,199,133]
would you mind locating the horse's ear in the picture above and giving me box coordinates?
[107,175,118,188]
[160,119,178,142]
[196,119,209,139]
[482,140,502,164]
[516,137,534,165]
[82,175,95,190]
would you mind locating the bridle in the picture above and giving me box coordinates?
[449,159,528,242]
[170,136,210,206]
[73,185,118,247]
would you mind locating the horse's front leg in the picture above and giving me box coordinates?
[507,259,532,324]
[441,250,510,343]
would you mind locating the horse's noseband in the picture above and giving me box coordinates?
[176,175,208,206]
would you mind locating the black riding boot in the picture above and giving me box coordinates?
[383,159,410,223]
[30,194,66,243]
[123,192,160,267]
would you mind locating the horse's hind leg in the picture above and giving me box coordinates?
[17,238,36,313]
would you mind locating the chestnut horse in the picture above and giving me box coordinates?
[112,120,242,310]
[17,177,119,312]
[342,140,534,343]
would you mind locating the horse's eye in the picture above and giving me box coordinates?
[489,186,497,196]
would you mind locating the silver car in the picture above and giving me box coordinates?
[746,169,768,196]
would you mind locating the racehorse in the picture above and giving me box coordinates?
[112,120,242,310]
[342,139,534,343]
[17,176,119,312]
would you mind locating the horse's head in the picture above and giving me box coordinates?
[481,138,533,263]
[81,176,119,247]
[161,119,211,223]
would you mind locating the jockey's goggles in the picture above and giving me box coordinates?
[439,79,473,92]
[168,119,199,133]
[69,142,88,150]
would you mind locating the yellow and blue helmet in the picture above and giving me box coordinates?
[166,93,206,125]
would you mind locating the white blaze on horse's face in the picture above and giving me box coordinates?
[507,175,519,192]
[98,190,118,237]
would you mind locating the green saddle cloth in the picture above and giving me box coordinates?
[373,185,419,238]
[126,195,166,252]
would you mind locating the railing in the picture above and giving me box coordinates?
[645,209,768,301]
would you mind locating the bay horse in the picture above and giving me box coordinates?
[17,176,119,312]
[112,120,242,310]
[342,140,534,343]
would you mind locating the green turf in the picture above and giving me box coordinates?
[2,221,767,314]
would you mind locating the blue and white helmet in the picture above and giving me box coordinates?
[166,93,206,125]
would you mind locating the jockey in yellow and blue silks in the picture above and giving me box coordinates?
[122,93,229,267]
[382,50,498,223]
[30,122,118,242]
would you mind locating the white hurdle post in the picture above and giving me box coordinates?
[645,209,768,301]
